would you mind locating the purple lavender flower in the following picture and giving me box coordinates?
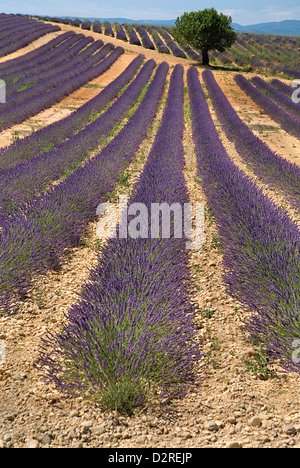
[202,69,300,214]
[189,66,300,375]
[235,74,300,139]
[37,65,202,413]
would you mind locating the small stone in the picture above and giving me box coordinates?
[226,441,243,448]
[227,417,237,425]
[285,424,297,435]
[249,417,262,427]
[26,438,39,449]
[207,421,219,432]
[135,435,148,444]
[80,420,93,428]
[91,425,106,436]
[40,434,51,445]
[70,409,80,417]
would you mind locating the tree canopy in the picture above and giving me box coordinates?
[174,8,237,65]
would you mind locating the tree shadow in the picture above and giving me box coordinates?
[191,62,251,73]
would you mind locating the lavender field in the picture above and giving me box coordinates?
[0,12,300,448]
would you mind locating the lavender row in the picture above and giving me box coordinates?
[203,70,300,213]
[281,68,300,80]
[115,23,127,42]
[5,38,100,103]
[251,76,300,120]
[37,64,201,413]
[0,16,33,34]
[104,24,114,37]
[234,74,300,140]
[180,45,202,61]
[156,27,186,58]
[0,59,156,222]
[0,55,145,170]
[0,20,39,41]
[6,37,96,98]
[93,23,102,34]
[271,78,297,98]
[135,26,155,50]
[0,61,169,313]
[147,27,170,54]
[0,44,121,131]
[0,32,77,77]
[1,39,106,112]
[0,22,60,57]
[0,17,49,41]
[0,31,75,72]
[2,33,87,85]
[81,21,92,31]
[124,24,141,46]
[188,66,300,375]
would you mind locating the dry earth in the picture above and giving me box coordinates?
[0,23,300,449]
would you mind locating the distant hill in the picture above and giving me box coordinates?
[62,17,300,36]
[232,20,300,36]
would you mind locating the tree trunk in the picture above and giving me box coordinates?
[202,50,209,66]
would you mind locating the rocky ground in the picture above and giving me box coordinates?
[1,23,300,449]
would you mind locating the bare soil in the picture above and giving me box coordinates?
[0,24,300,449]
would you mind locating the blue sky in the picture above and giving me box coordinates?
[1,0,299,25]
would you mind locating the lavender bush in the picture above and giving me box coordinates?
[0,31,76,74]
[92,23,102,34]
[147,27,170,54]
[0,45,123,131]
[188,66,300,374]
[271,78,295,97]
[6,37,97,99]
[0,20,60,57]
[156,27,186,58]
[0,59,156,221]
[202,69,300,214]
[37,65,201,413]
[70,20,81,27]
[0,55,145,170]
[104,23,114,37]
[3,36,89,85]
[124,24,141,46]
[251,76,300,120]
[136,26,155,50]
[0,62,169,313]
[281,68,300,80]
[81,20,92,31]
[115,23,128,42]
[235,74,300,140]
[180,44,201,61]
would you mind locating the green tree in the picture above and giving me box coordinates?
[174,8,237,66]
